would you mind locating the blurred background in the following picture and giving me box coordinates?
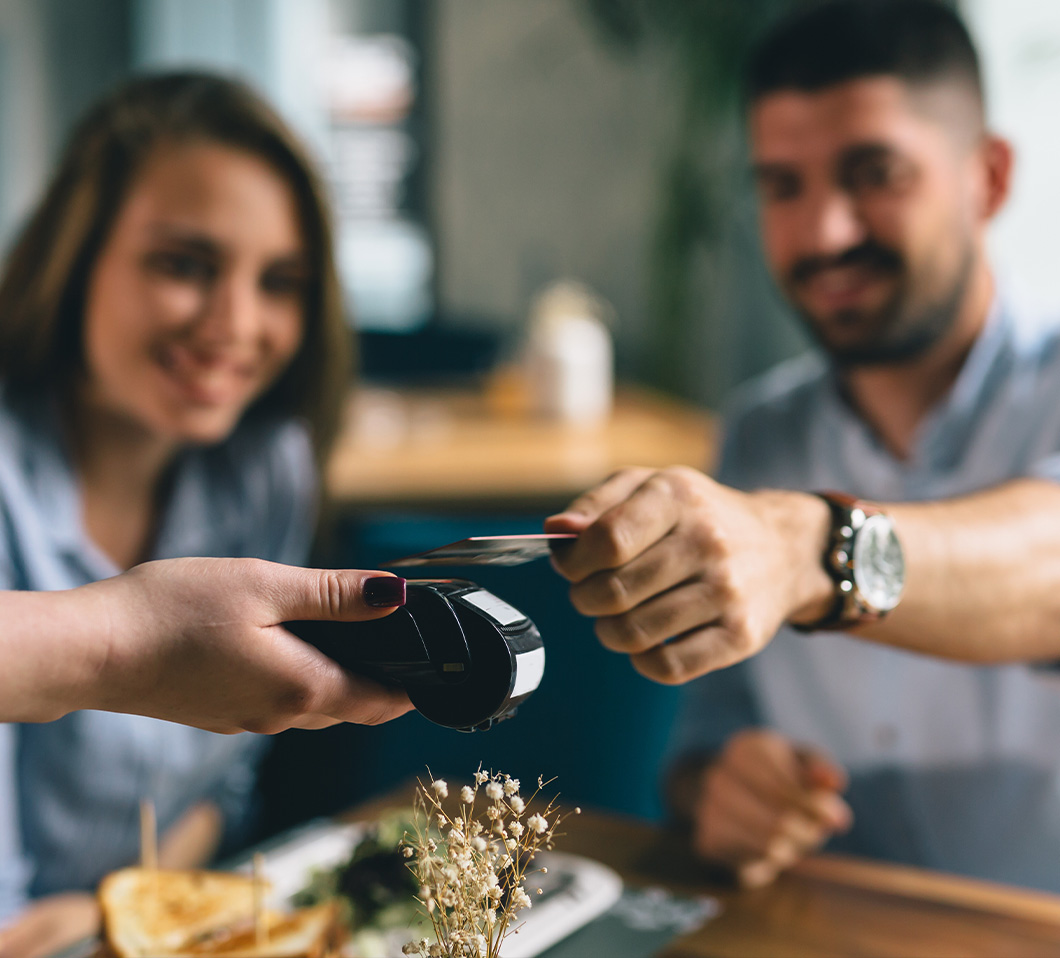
[3,0,1058,828]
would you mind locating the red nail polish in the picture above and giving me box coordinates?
[364,576,407,608]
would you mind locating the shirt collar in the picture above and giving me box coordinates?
[817,293,1010,471]
[16,392,243,568]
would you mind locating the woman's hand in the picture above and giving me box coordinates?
[39,558,416,733]
[0,892,100,958]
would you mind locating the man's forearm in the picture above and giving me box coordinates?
[853,478,1060,661]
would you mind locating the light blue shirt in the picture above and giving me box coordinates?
[0,388,316,917]
[669,298,1060,892]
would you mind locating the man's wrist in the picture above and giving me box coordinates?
[752,490,836,626]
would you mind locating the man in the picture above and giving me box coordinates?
[547,0,1060,892]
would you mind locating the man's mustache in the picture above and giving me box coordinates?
[788,242,904,287]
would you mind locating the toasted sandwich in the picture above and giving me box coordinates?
[99,867,335,958]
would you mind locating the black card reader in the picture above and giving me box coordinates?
[285,579,544,731]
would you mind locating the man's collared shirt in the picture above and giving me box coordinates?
[670,297,1060,892]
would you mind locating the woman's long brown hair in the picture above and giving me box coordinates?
[0,71,351,464]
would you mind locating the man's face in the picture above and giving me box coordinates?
[751,76,985,366]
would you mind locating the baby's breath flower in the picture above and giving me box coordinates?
[406,768,569,958]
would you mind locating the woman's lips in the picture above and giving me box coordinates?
[156,344,256,406]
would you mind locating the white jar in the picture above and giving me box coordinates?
[525,282,614,426]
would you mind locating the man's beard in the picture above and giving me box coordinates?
[785,238,975,368]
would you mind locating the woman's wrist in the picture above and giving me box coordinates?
[0,588,109,721]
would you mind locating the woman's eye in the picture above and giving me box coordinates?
[261,269,308,298]
[146,251,216,282]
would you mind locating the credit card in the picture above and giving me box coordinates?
[383,533,578,568]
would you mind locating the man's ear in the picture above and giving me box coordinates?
[977,134,1014,223]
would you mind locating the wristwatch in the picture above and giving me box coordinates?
[793,491,905,631]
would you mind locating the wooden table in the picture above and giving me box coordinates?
[326,385,716,511]
[348,792,1060,957]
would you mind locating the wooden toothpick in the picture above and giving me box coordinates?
[139,799,157,871]
[253,852,268,946]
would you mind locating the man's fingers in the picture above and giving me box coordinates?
[774,809,830,850]
[569,529,715,618]
[700,768,786,860]
[628,622,753,685]
[262,564,407,623]
[545,467,656,533]
[726,732,851,830]
[553,475,685,584]
[797,746,850,793]
[736,859,781,889]
[593,580,723,654]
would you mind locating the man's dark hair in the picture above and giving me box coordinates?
[747,0,983,108]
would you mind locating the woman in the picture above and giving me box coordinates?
[0,72,402,956]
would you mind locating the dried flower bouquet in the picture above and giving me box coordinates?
[400,768,579,958]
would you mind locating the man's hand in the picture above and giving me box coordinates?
[692,729,852,888]
[546,467,833,683]
[70,557,414,734]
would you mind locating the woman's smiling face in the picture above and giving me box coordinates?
[80,140,308,446]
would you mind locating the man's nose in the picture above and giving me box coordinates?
[802,189,868,258]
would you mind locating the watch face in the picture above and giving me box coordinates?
[852,514,905,613]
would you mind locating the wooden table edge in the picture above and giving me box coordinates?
[792,853,1060,925]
